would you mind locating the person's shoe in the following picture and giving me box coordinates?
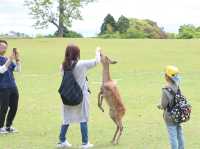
[6,127,18,133]
[0,127,8,134]
[57,140,72,148]
[80,142,94,149]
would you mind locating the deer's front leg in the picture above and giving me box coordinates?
[98,90,104,112]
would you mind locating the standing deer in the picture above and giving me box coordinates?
[98,51,126,145]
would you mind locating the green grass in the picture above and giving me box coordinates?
[0,38,200,149]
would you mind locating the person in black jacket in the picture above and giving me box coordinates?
[0,40,21,134]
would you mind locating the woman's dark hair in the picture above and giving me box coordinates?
[62,44,80,70]
[0,40,8,45]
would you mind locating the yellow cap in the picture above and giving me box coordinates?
[165,65,180,78]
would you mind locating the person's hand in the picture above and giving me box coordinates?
[96,47,101,64]
[96,46,101,55]
[96,46,101,52]
[9,52,15,61]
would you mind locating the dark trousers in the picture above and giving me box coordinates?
[59,122,88,144]
[0,88,19,128]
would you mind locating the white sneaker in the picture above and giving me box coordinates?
[0,127,8,134]
[57,140,72,148]
[81,142,94,149]
[6,127,18,133]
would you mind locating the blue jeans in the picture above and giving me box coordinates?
[166,124,184,149]
[59,122,88,144]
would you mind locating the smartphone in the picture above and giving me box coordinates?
[13,48,17,55]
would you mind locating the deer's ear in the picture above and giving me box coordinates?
[107,57,117,64]
[110,60,118,64]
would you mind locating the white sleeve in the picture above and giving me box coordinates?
[14,62,21,72]
[79,59,97,70]
[60,65,64,76]
[78,48,101,70]
[0,65,8,74]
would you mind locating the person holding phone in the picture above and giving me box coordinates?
[0,40,21,134]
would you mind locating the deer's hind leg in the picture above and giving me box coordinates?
[115,119,123,144]
[110,112,120,144]
[112,125,120,144]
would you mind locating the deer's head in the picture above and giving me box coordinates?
[100,52,117,65]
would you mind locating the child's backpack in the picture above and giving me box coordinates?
[164,87,192,123]
[58,64,83,106]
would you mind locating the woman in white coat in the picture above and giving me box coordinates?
[57,44,101,148]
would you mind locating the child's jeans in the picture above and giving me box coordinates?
[166,124,184,149]
[59,122,88,144]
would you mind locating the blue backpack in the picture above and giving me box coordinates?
[58,64,83,106]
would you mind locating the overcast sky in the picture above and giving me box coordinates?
[0,0,200,37]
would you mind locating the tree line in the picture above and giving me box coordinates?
[99,14,200,39]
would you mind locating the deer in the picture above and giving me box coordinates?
[98,51,126,145]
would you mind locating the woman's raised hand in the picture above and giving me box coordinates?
[96,47,101,64]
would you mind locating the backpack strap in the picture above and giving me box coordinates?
[71,61,77,70]
[163,87,176,112]
[163,87,182,112]
[63,61,77,74]
[163,87,176,96]
[177,87,181,94]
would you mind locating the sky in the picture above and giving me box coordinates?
[0,0,200,37]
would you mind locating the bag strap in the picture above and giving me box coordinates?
[163,86,181,95]
[63,61,77,74]
[163,87,176,96]
[163,87,176,111]
[177,87,181,94]
[163,87,182,111]
[71,61,77,70]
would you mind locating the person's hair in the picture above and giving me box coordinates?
[62,44,80,70]
[0,40,8,45]
[165,74,175,84]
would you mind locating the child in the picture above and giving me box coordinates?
[0,40,21,134]
[158,65,184,149]
[57,44,101,148]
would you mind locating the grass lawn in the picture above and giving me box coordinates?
[0,38,200,149]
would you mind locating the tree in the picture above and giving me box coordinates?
[166,33,177,39]
[117,15,129,33]
[98,14,168,39]
[178,24,199,39]
[128,18,167,39]
[178,25,195,39]
[195,26,200,38]
[100,14,117,34]
[25,0,96,37]
[196,26,200,32]
[54,28,83,38]
[125,28,146,38]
